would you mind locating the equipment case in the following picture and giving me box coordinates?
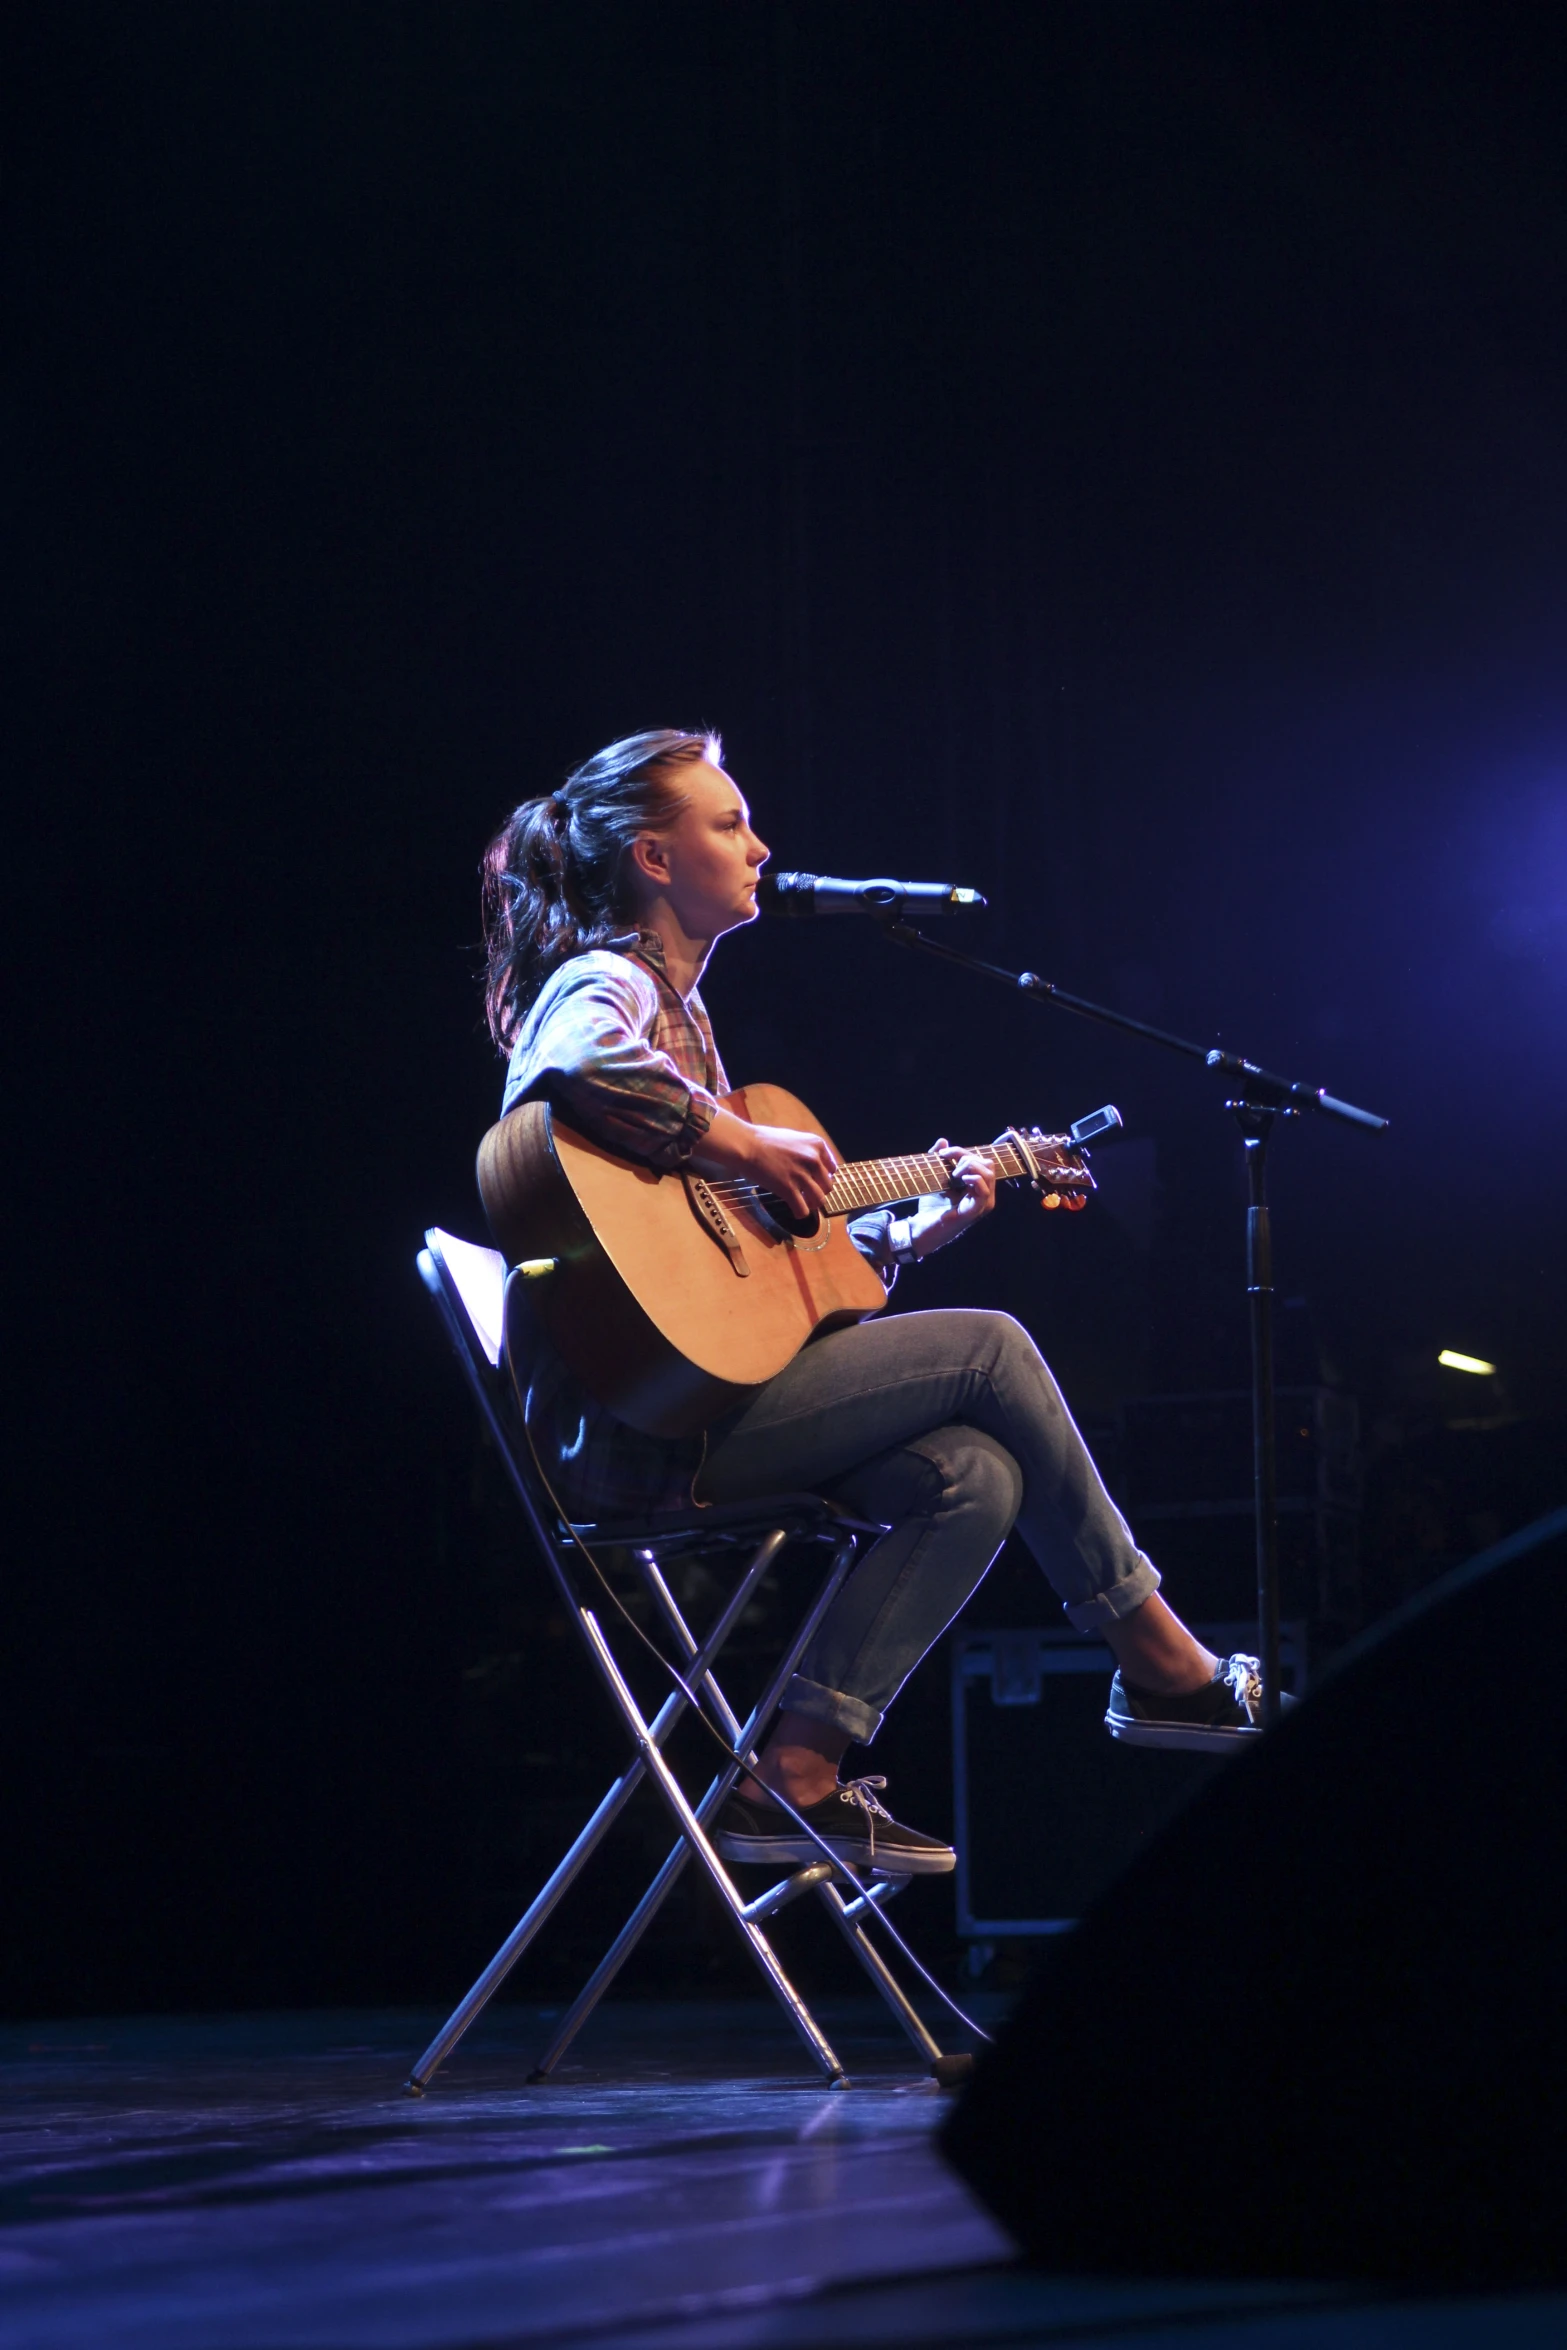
[951,1621,1307,1943]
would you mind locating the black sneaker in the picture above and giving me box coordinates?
[1105,1653,1295,1752]
[713,1776,956,1877]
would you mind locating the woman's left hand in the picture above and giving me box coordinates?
[909,1140,998,1257]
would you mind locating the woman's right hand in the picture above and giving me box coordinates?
[692,1108,839,1216]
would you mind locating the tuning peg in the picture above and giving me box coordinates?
[1040,1190,1063,1210]
[1063,1193,1088,1212]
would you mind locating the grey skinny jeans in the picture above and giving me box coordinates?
[696,1308,1159,1744]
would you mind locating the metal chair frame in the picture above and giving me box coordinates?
[406,1226,962,2091]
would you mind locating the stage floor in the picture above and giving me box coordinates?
[3,2003,1563,2348]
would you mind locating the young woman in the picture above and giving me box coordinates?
[481,729,1276,1875]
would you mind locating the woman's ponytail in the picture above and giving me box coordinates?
[481,729,719,1050]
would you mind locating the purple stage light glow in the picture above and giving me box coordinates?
[1474,773,1567,985]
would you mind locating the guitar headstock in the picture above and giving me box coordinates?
[997,1106,1121,1212]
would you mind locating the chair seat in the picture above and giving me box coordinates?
[570,1493,888,1548]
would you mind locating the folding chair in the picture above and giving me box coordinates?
[406,1225,973,2090]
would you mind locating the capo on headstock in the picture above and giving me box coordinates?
[999,1104,1121,1213]
[999,1125,1042,1184]
[994,1123,1074,1212]
[1048,1102,1122,1212]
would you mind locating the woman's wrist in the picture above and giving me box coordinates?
[688,1105,757,1177]
[902,1196,959,1261]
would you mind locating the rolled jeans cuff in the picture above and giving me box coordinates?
[781,1672,884,1746]
[1062,1553,1161,1633]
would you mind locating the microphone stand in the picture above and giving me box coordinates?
[871,914,1388,1723]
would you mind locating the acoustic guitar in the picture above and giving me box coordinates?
[477,1085,1117,1439]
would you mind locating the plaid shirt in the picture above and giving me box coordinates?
[498,932,901,1520]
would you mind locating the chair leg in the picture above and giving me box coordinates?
[636,1549,755,1729]
[578,1608,849,2085]
[406,1764,651,2097]
[639,1544,948,2067]
[527,1531,862,2081]
[640,1543,952,2073]
[815,1877,944,2066]
[404,1527,793,2094]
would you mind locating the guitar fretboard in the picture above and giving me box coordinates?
[821,1137,1063,1217]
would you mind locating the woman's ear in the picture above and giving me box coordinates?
[629,831,672,893]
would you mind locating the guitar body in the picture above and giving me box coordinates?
[477,1084,890,1438]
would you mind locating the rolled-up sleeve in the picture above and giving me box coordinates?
[503,961,720,1169]
[847,1209,904,1291]
[847,1188,950,1288]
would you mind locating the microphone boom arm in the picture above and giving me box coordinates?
[873,908,1388,1734]
[873,916,1386,1131]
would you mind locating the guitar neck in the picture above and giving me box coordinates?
[822,1137,1043,1218]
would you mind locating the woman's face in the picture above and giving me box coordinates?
[631,759,770,939]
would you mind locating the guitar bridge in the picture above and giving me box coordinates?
[684,1173,751,1277]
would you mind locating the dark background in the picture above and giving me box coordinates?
[8,2,1566,2015]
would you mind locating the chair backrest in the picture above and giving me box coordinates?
[421,1226,507,1372]
[418,1225,572,1564]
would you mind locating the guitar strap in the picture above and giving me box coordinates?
[618,937,723,1095]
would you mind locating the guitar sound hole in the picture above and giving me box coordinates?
[754,1193,822,1242]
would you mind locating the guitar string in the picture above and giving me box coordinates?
[703,1141,1068,1195]
[700,1139,1079,1213]
[703,1148,1023,1203]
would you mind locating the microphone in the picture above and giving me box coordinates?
[758,871,987,918]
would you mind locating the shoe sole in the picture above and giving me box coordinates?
[1106,1715,1260,1753]
[714,1831,956,1876]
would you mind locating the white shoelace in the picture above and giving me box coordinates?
[835,1775,895,1865]
[1223,1653,1265,1723]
